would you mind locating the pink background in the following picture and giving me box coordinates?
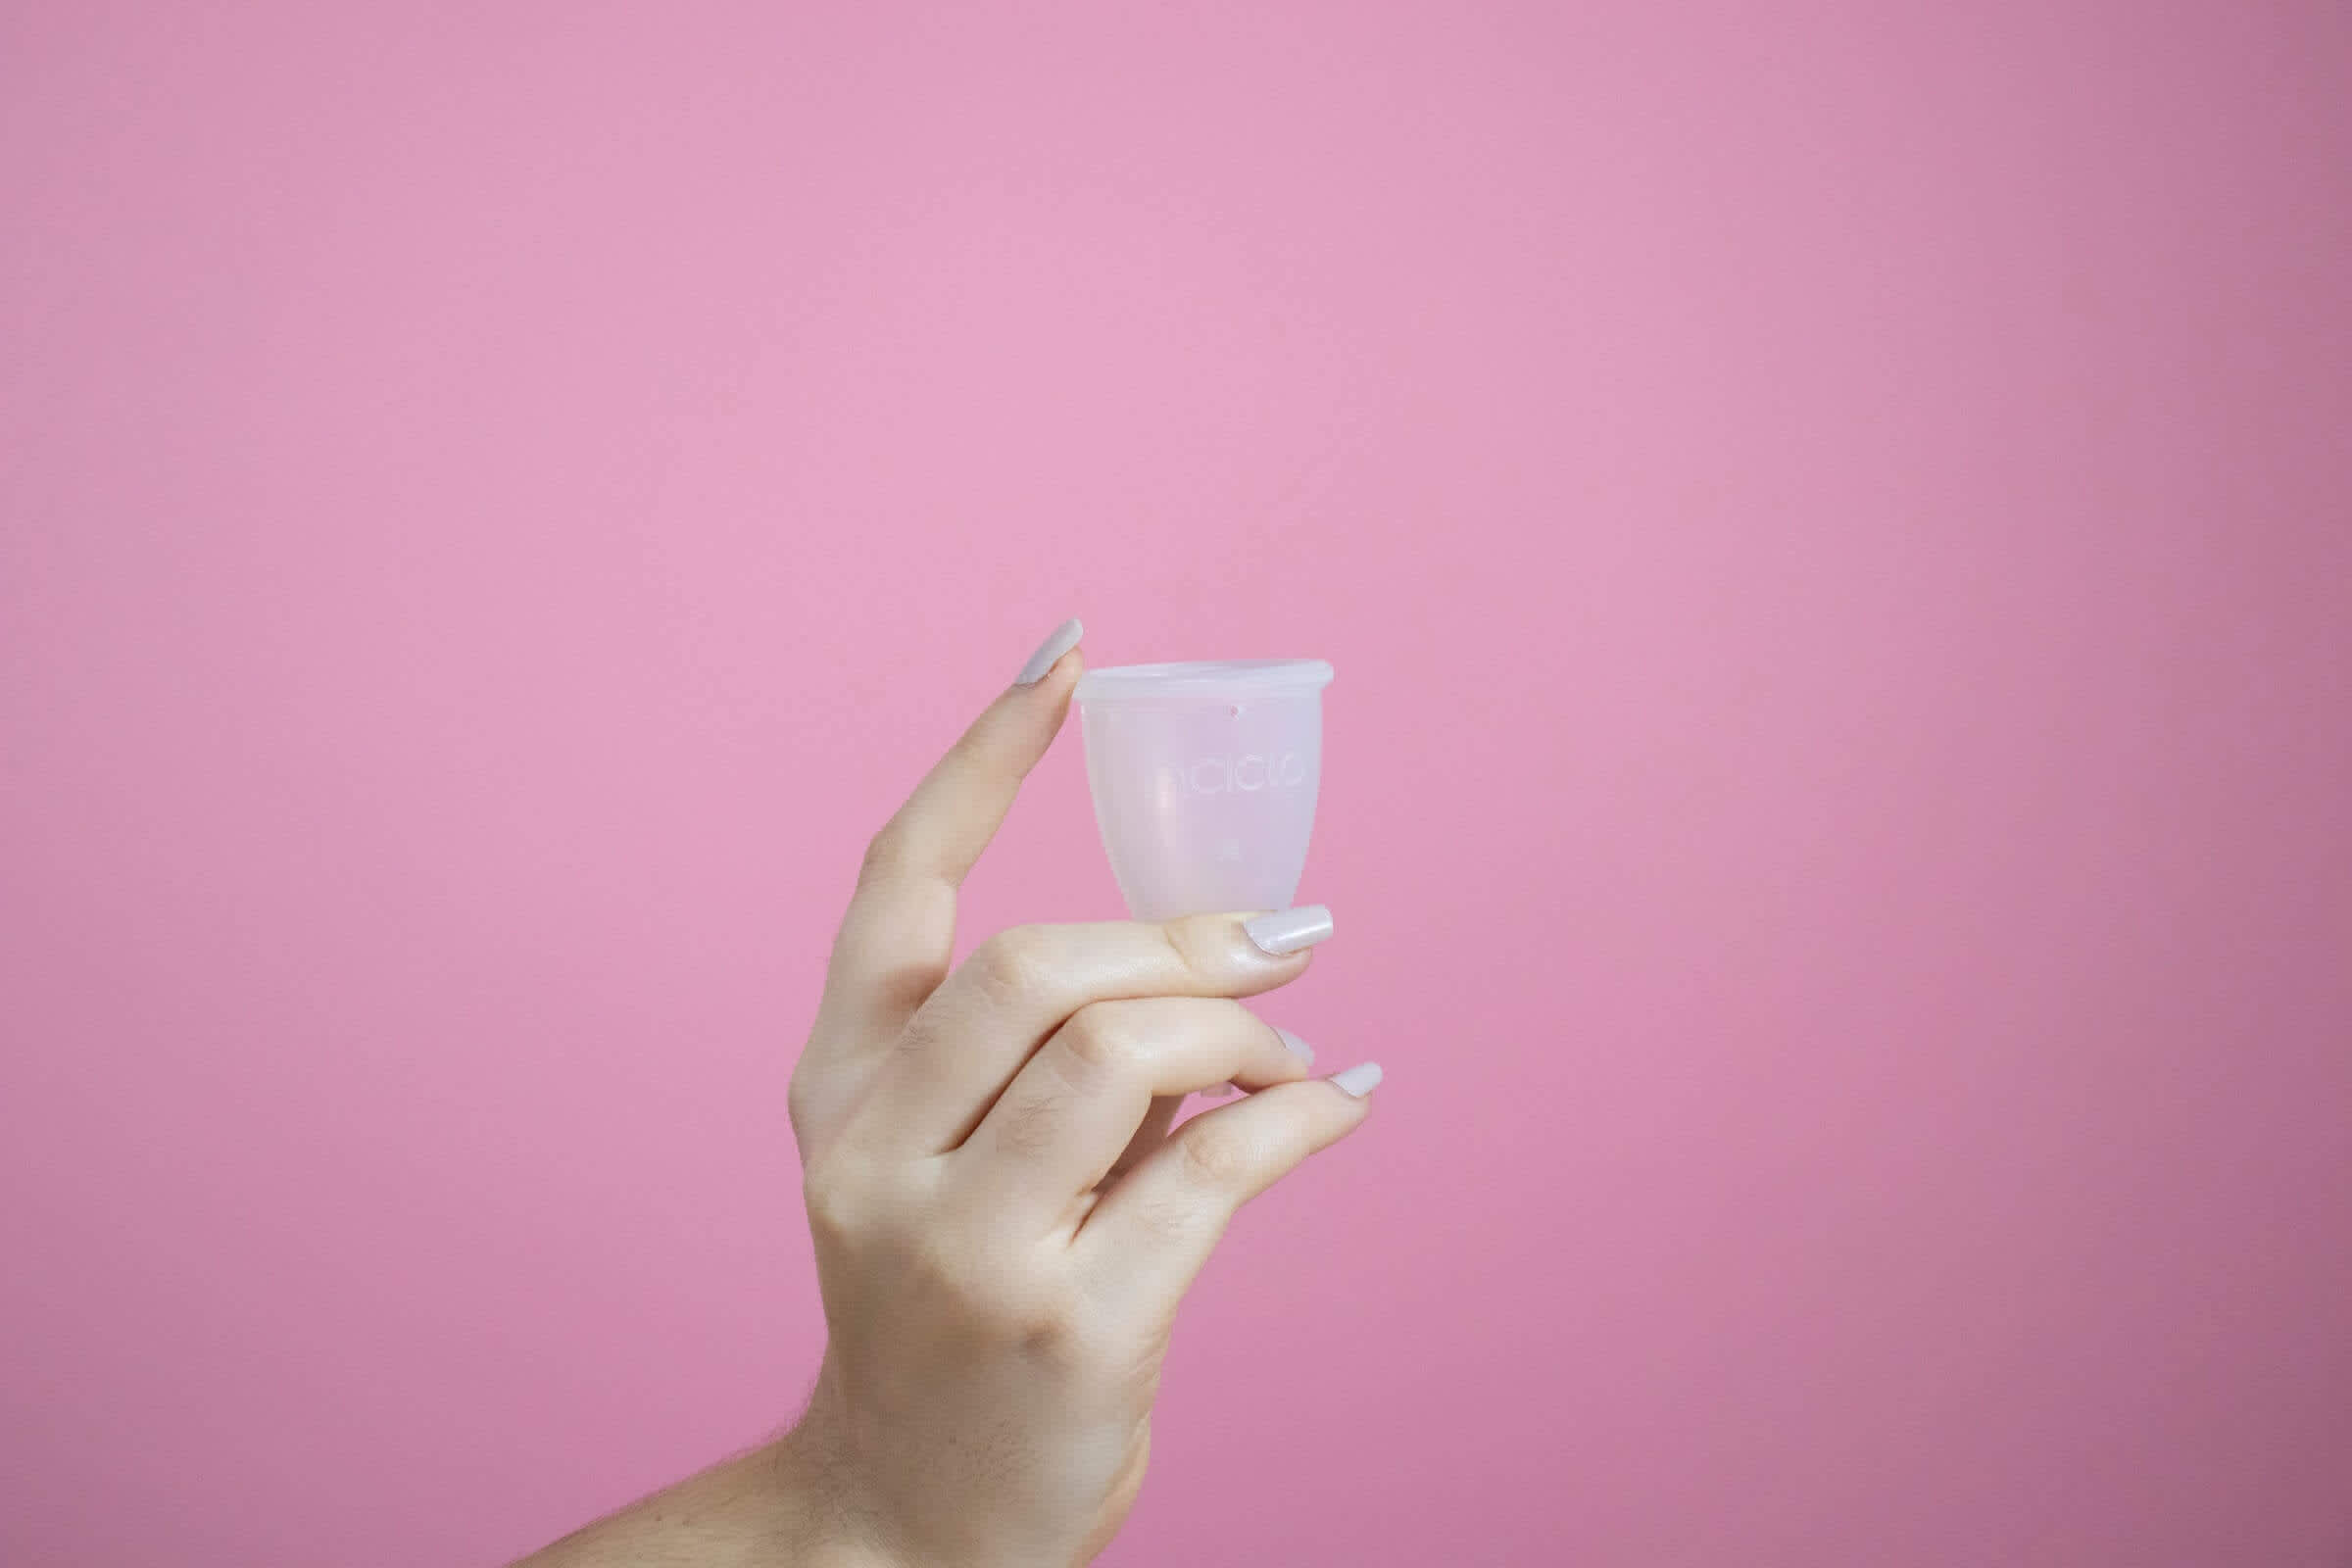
[5,4,2350,1564]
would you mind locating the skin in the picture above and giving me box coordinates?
[516,637,1376,1568]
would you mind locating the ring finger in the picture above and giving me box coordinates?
[951,996,1316,1227]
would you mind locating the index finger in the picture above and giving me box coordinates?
[818,617,1085,1035]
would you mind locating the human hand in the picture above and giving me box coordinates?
[781,620,1381,1567]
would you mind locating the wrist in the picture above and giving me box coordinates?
[769,1398,908,1568]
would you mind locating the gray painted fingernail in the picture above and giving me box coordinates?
[1244,905,1334,956]
[1275,1026,1315,1065]
[1013,617,1084,685]
[1329,1062,1383,1098]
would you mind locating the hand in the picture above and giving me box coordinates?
[781,624,1380,1567]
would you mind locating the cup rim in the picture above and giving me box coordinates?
[1074,659,1334,701]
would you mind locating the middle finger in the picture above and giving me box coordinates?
[848,906,1333,1155]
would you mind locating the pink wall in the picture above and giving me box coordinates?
[5,4,2349,1564]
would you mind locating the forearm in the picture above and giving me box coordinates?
[512,1428,895,1568]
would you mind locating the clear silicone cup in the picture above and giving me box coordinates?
[1073,660,1335,921]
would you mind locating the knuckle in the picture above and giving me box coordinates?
[1176,1122,1255,1193]
[1004,1286,1088,1359]
[786,1072,820,1139]
[1059,1004,1140,1077]
[868,953,951,1012]
[1157,916,1235,990]
[942,727,995,777]
[801,1162,861,1243]
[857,821,915,887]
[1012,1298,1082,1356]
[972,926,1055,1002]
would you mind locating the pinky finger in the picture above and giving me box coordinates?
[1072,1065,1381,1313]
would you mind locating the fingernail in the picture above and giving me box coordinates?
[1244,905,1334,956]
[1329,1062,1383,1098]
[1013,617,1084,685]
[1200,1082,1239,1100]
[1275,1026,1315,1065]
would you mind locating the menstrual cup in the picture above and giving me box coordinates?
[1072,660,1334,920]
